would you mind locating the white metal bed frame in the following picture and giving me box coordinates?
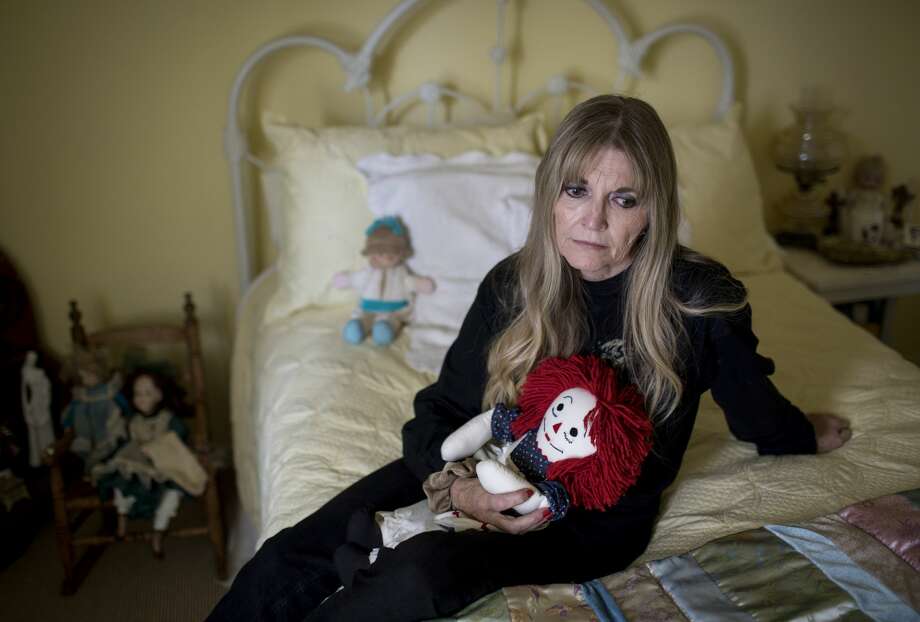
[223,0,736,292]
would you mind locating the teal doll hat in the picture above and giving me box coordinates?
[362,216,411,257]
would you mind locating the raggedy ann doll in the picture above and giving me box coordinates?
[440,354,652,518]
[332,217,435,346]
[61,346,129,473]
[93,369,206,557]
[333,355,652,584]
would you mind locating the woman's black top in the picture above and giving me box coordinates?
[401,253,816,577]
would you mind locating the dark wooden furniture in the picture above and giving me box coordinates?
[44,293,227,594]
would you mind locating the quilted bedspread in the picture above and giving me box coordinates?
[491,488,920,621]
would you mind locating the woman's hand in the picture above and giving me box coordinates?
[450,477,549,534]
[807,413,852,453]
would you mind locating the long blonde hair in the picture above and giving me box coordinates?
[484,95,745,422]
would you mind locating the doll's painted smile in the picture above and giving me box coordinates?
[542,418,564,454]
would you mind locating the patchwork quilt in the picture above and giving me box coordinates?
[450,489,920,621]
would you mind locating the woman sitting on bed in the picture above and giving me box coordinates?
[209,95,851,622]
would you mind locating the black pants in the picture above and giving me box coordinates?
[208,459,652,621]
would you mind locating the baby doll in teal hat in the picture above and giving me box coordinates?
[332,217,436,345]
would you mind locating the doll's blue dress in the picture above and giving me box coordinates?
[61,379,130,472]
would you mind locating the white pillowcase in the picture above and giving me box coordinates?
[357,152,538,373]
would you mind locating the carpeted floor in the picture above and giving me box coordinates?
[0,492,233,622]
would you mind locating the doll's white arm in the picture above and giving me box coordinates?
[441,408,494,462]
[403,268,436,295]
[411,276,436,295]
[331,271,352,289]
[476,460,547,515]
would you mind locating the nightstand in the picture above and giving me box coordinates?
[781,247,920,343]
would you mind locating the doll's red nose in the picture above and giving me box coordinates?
[553,423,561,433]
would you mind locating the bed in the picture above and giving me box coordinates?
[223,1,920,619]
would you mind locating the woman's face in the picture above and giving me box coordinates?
[553,148,649,281]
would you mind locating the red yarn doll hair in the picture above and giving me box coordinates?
[511,355,652,511]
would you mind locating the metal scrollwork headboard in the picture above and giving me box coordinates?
[224,0,735,291]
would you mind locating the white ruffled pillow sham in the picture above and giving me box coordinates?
[357,152,539,374]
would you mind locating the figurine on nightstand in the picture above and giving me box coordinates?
[61,346,129,473]
[842,155,887,246]
[332,217,436,346]
[92,369,206,557]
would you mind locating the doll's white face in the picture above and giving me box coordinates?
[133,375,162,416]
[536,387,598,463]
[368,252,402,269]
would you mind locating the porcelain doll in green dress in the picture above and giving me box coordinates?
[93,369,207,556]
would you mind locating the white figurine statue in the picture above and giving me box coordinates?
[21,351,55,467]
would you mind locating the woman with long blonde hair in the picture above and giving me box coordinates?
[211,96,850,622]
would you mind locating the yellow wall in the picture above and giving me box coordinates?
[2,0,919,446]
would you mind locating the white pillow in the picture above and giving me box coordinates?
[259,115,547,325]
[357,152,538,374]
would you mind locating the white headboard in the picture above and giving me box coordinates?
[224,0,736,292]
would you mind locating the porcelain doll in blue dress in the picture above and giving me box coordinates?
[61,347,129,473]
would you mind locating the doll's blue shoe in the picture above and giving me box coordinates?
[372,320,395,346]
[343,319,365,344]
